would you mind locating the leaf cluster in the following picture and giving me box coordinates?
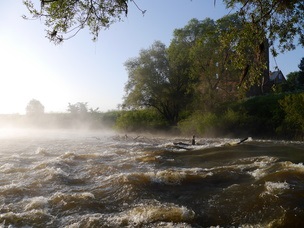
[224,0,304,54]
[23,0,129,44]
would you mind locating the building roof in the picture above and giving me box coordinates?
[269,70,286,82]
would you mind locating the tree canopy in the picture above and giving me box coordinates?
[23,0,303,90]
[123,15,251,124]
[21,3,304,102]
[24,0,303,50]
[23,0,144,44]
[177,16,242,109]
[123,41,195,125]
[224,0,304,53]
[299,57,304,85]
[286,57,304,87]
[221,0,304,85]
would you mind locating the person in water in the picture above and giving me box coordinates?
[192,135,195,145]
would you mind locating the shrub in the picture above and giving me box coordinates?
[217,108,250,136]
[178,112,218,136]
[115,109,168,132]
[279,93,304,139]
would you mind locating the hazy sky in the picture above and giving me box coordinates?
[0,1,303,114]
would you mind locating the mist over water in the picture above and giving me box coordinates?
[0,129,304,227]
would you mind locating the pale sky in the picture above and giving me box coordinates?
[0,1,303,114]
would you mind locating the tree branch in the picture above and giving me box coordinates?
[131,0,146,16]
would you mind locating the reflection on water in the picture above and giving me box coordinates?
[0,130,304,227]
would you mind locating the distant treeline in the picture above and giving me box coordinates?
[1,92,303,140]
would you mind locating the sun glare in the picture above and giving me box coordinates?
[0,39,70,114]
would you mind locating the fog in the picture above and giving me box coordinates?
[0,112,115,130]
[0,112,120,142]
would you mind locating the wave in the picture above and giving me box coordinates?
[1,134,304,227]
[116,201,195,226]
[57,200,195,227]
[0,210,52,227]
[260,181,290,197]
[143,168,212,185]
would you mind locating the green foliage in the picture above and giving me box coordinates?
[299,57,304,71]
[101,110,121,128]
[178,93,293,138]
[278,58,304,92]
[23,0,130,44]
[279,93,304,139]
[123,15,248,125]
[217,108,250,135]
[281,71,302,92]
[187,15,242,109]
[298,57,304,85]
[241,95,285,136]
[21,1,304,139]
[178,108,250,137]
[24,0,303,53]
[123,41,195,125]
[115,109,168,132]
[221,0,304,91]
[224,0,304,52]
[124,41,169,109]
[241,94,284,118]
[178,112,218,136]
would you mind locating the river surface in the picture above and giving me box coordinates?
[0,129,304,227]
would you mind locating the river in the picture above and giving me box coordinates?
[0,129,304,227]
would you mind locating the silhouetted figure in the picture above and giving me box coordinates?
[192,135,196,145]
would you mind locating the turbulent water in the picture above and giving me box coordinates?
[1,129,304,227]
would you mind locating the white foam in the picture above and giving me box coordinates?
[247,157,278,179]
[0,209,51,225]
[23,196,49,211]
[260,181,290,197]
[78,192,95,199]
[284,162,304,171]
[116,202,195,226]
[249,160,304,180]
[46,167,69,179]
[0,182,21,191]
[145,168,212,185]
[35,147,49,155]
[250,169,263,179]
[51,192,95,201]
[148,170,186,185]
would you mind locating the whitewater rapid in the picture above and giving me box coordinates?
[0,129,304,227]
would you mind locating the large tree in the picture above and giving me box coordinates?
[173,16,242,111]
[26,99,45,116]
[123,41,194,125]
